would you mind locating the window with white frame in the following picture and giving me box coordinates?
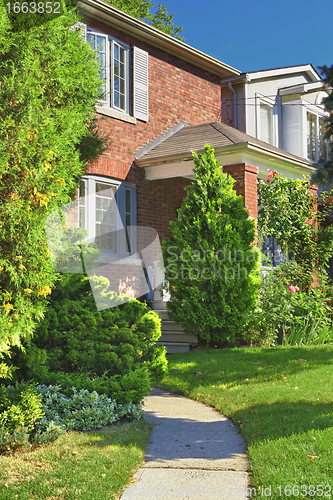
[86,28,149,121]
[307,112,329,161]
[78,177,136,256]
[282,100,329,161]
[256,94,277,146]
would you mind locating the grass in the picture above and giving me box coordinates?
[0,419,152,500]
[158,345,333,499]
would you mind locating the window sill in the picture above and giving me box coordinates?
[96,106,137,125]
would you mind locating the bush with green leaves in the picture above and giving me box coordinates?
[248,260,333,345]
[35,385,143,432]
[0,382,44,433]
[162,144,260,346]
[258,171,333,291]
[10,271,167,405]
[0,3,109,379]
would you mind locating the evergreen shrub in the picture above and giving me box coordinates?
[162,145,260,345]
[11,271,167,405]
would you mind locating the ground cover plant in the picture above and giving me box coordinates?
[0,419,152,500]
[159,346,333,499]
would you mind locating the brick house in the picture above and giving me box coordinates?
[73,0,318,350]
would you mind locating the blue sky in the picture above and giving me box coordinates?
[156,0,332,75]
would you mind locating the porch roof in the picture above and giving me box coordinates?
[134,122,315,181]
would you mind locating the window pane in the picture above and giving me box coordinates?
[307,113,317,161]
[319,117,329,161]
[106,237,113,250]
[120,78,125,94]
[114,92,119,108]
[114,76,119,92]
[108,212,115,224]
[96,210,103,223]
[120,63,125,79]
[97,52,106,69]
[120,94,125,111]
[126,190,130,213]
[114,60,119,76]
[120,47,125,63]
[260,104,272,145]
[114,44,119,60]
[96,36,105,51]
[87,33,95,49]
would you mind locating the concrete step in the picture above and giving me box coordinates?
[161,321,184,332]
[156,342,193,354]
[153,309,169,321]
[149,300,167,311]
[159,332,198,343]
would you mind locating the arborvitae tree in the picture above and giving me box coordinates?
[162,145,260,346]
[0,2,108,378]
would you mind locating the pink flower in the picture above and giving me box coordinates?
[268,174,273,178]
[306,220,311,224]
[327,300,331,304]
[272,171,277,176]
[288,285,296,293]
[295,286,299,292]
[267,169,271,173]
[322,290,325,293]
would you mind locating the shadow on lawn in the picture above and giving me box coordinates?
[233,400,333,444]
[171,346,333,387]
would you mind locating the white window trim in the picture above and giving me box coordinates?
[255,92,278,147]
[303,100,328,161]
[78,175,137,258]
[86,27,130,116]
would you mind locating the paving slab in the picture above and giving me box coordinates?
[120,388,251,500]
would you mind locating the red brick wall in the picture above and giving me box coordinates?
[84,16,222,182]
[223,163,258,220]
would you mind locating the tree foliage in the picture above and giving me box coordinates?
[0,3,108,378]
[310,65,333,187]
[108,0,184,40]
[258,171,333,290]
[162,145,260,346]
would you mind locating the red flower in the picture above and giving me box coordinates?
[288,285,296,293]
[295,286,299,291]
[306,220,311,224]
[279,274,283,278]
[327,300,331,304]
[268,174,272,178]
[266,180,270,183]
[272,171,277,176]
[267,169,271,173]
[322,290,325,293]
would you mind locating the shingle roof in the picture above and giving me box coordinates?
[135,121,314,167]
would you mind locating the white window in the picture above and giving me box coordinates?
[86,28,149,121]
[307,112,329,161]
[78,176,136,256]
[256,93,277,146]
[282,100,329,161]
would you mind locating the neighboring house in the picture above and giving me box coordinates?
[73,0,320,350]
[221,64,330,164]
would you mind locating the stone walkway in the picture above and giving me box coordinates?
[120,388,250,499]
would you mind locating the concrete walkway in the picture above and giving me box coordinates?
[120,388,250,499]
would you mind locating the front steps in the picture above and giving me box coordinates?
[149,300,198,354]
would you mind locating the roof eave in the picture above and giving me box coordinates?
[77,0,240,78]
[135,141,315,171]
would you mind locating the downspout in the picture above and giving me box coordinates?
[228,82,237,129]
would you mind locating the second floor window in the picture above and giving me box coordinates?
[86,28,149,121]
[307,112,329,161]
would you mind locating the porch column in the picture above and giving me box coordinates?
[223,163,259,220]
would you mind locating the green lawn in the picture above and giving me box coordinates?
[158,345,333,499]
[0,419,152,500]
